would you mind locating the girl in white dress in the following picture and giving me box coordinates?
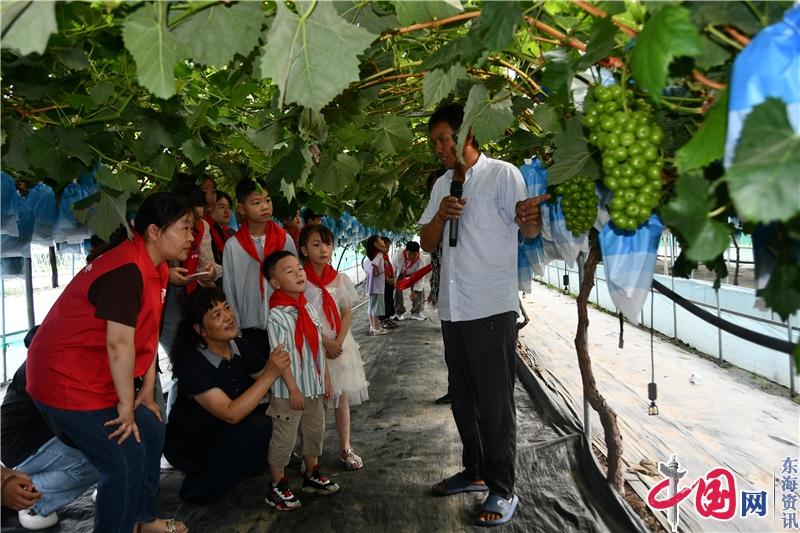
[300,224,369,470]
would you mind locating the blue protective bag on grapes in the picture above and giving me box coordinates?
[517,157,548,291]
[54,180,92,244]
[598,213,664,324]
[1,172,20,237]
[28,182,57,245]
[540,177,588,268]
[724,5,800,165]
[1,191,35,258]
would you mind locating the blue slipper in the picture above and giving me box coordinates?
[431,472,489,496]
[476,493,519,527]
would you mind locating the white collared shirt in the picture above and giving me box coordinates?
[419,154,527,322]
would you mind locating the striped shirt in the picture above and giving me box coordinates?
[267,304,326,399]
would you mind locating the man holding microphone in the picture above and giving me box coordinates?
[419,103,548,527]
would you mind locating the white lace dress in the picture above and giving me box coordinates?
[305,273,369,408]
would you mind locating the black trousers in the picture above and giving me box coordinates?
[441,311,518,499]
[380,283,396,320]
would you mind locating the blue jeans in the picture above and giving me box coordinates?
[15,436,100,516]
[36,402,165,532]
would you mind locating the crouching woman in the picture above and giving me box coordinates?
[164,287,289,503]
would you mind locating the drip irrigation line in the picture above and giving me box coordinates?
[651,280,795,355]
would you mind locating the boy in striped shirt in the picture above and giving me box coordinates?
[262,251,338,511]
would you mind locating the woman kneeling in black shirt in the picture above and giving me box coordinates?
[165,287,289,503]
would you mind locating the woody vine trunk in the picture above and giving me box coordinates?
[575,229,625,494]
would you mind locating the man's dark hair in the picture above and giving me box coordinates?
[173,183,206,208]
[428,102,479,149]
[262,250,296,280]
[302,207,322,224]
[405,241,421,253]
[235,178,268,204]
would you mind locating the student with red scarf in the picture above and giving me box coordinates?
[262,251,337,511]
[25,193,192,533]
[205,191,236,267]
[222,179,297,355]
[300,224,369,471]
[378,236,399,329]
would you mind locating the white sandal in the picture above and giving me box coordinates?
[340,448,364,470]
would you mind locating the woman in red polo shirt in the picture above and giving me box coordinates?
[26,192,192,533]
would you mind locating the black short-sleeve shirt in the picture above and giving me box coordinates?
[167,337,267,432]
[87,263,143,327]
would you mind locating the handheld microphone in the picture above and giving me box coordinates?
[449,181,463,247]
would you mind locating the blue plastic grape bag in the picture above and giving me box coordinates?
[598,214,664,324]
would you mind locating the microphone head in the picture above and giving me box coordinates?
[450,180,463,198]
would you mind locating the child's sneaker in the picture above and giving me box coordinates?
[303,468,340,495]
[265,478,302,511]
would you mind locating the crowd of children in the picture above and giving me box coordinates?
[4,175,434,529]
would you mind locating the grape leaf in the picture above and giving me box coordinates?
[419,33,485,71]
[391,0,462,26]
[78,191,131,242]
[314,152,360,196]
[267,142,312,193]
[299,107,328,142]
[547,116,598,185]
[334,1,399,35]
[373,115,413,155]
[96,167,139,194]
[726,98,800,223]
[476,1,522,52]
[258,1,377,112]
[57,47,89,70]
[1,1,57,56]
[695,36,731,70]
[576,17,618,70]
[457,84,514,156]
[245,125,278,157]
[122,3,184,99]
[181,138,209,165]
[759,260,800,323]
[631,5,701,98]
[661,172,730,262]
[172,2,265,67]
[88,82,115,105]
[423,63,466,110]
[675,88,728,173]
[533,104,561,135]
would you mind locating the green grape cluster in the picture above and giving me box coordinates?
[583,84,664,231]
[555,175,598,237]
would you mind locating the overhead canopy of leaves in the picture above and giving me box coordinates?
[1,0,796,320]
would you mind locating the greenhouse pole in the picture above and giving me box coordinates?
[716,289,723,363]
[24,258,35,329]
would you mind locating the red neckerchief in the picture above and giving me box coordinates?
[401,251,420,277]
[303,263,341,335]
[382,252,394,279]
[234,221,287,298]
[206,214,228,258]
[184,220,206,294]
[268,289,321,378]
[288,229,300,252]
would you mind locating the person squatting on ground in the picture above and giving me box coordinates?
[262,251,340,511]
[2,353,100,530]
[164,288,290,503]
[419,103,549,527]
[299,224,370,471]
[25,192,192,533]
[362,235,389,336]
[223,179,297,356]
[392,240,429,321]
